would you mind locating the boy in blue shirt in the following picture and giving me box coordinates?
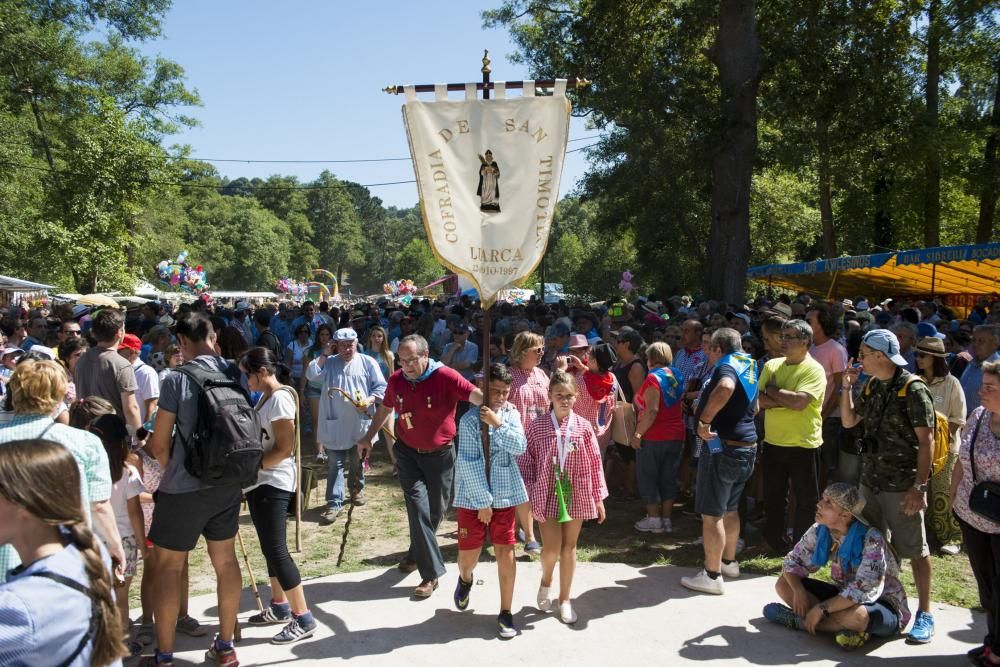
[453,362,528,639]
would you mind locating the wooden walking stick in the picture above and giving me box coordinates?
[336,454,367,567]
[225,520,261,644]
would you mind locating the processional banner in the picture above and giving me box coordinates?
[402,80,572,306]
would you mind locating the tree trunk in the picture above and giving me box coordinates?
[873,150,894,250]
[923,0,942,247]
[704,0,761,303]
[976,60,1000,243]
[817,118,837,257]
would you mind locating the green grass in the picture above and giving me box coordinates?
[131,446,984,613]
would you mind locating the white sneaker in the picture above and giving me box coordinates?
[680,569,724,595]
[635,516,664,534]
[661,517,673,534]
[537,585,553,613]
[559,600,577,624]
[940,543,961,556]
[721,561,740,579]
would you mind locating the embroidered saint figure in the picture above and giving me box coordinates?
[477,150,500,212]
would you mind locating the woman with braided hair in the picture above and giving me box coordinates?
[0,438,126,666]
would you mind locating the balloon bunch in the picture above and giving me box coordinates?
[503,288,530,305]
[276,278,307,297]
[383,279,417,297]
[619,269,635,296]
[156,251,209,294]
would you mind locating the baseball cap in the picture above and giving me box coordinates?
[916,321,946,340]
[120,333,143,352]
[730,312,751,326]
[861,329,908,366]
[332,328,358,342]
[235,301,251,311]
[1,347,25,359]
[546,322,570,340]
[27,345,55,360]
[824,483,869,525]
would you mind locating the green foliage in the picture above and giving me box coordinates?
[486,0,999,299]
[394,238,446,287]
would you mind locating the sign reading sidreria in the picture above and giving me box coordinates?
[402,81,572,306]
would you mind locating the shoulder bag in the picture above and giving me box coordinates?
[967,410,1000,523]
[610,377,637,446]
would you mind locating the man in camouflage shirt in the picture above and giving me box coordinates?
[841,329,937,644]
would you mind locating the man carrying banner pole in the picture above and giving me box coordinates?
[357,336,483,598]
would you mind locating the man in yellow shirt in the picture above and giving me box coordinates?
[758,319,827,553]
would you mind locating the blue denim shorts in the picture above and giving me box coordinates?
[801,577,900,637]
[694,444,756,517]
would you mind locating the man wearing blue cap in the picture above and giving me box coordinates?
[306,327,386,524]
[840,328,937,644]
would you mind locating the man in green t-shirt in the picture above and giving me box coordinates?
[841,328,937,644]
[758,319,827,552]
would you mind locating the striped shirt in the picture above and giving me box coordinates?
[0,415,111,582]
[454,403,528,510]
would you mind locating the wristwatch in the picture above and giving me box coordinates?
[819,601,830,618]
[913,482,929,493]
[634,431,644,441]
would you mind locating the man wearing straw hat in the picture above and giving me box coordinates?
[763,483,910,650]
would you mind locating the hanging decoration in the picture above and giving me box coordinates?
[156,251,209,294]
[276,278,308,298]
[383,279,417,306]
[619,270,635,296]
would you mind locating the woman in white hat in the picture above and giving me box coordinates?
[916,336,967,555]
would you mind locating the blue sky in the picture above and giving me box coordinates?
[138,1,595,208]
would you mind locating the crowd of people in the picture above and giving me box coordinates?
[0,290,998,665]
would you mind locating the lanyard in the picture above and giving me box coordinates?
[551,412,574,470]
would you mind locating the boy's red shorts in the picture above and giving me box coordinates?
[456,507,517,550]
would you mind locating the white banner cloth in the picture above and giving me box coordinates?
[402,83,571,305]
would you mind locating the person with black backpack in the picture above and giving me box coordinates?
[143,312,263,667]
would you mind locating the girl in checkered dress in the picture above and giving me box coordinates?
[524,370,608,625]
[563,343,618,455]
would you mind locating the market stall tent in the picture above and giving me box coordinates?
[747,243,1000,308]
[0,275,54,308]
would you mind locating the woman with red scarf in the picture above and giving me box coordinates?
[558,338,618,455]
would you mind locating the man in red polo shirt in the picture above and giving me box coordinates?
[358,334,484,598]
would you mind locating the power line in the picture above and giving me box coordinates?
[0,134,601,165]
[0,160,415,191]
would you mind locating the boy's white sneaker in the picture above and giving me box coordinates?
[680,569,724,595]
[721,561,740,579]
